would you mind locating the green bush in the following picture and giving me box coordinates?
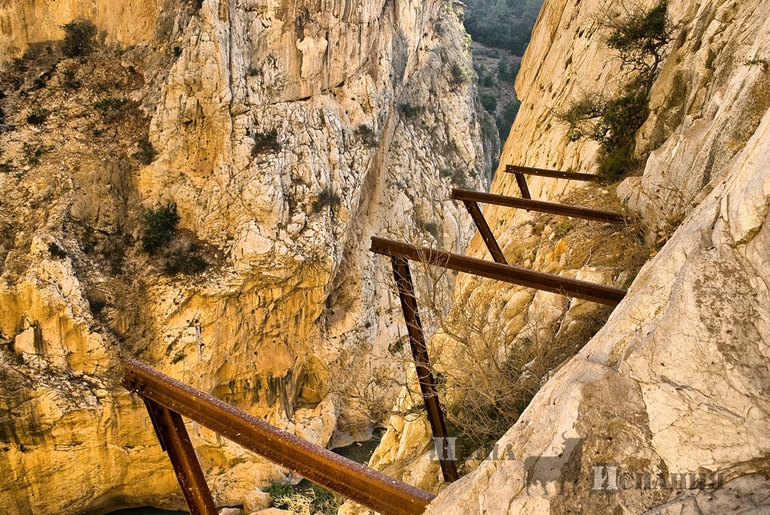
[450,63,472,85]
[607,0,669,83]
[594,86,649,152]
[557,0,670,182]
[480,114,498,145]
[480,91,497,113]
[743,58,768,67]
[355,124,378,147]
[480,73,496,88]
[463,0,543,55]
[496,59,519,83]
[496,100,520,141]
[598,141,637,183]
[267,482,294,508]
[48,242,67,259]
[398,103,424,119]
[442,168,471,189]
[22,142,52,166]
[308,485,343,513]
[60,67,82,89]
[62,19,97,58]
[141,204,180,254]
[94,97,128,116]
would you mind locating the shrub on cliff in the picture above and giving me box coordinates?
[62,20,97,58]
[558,0,671,182]
[312,189,341,213]
[163,244,208,275]
[141,204,180,254]
[26,108,51,126]
[480,91,498,113]
[132,139,157,165]
[251,129,280,156]
[450,63,472,85]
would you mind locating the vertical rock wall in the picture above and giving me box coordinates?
[0,0,487,513]
[426,0,770,511]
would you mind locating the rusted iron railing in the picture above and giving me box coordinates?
[505,164,600,200]
[368,164,629,487]
[456,196,508,264]
[370,235,626,484]
[454,164,628,263]
[371,237,626,306]
[390,257,459,482]
[451,189,631,225]
[122,358,435,515]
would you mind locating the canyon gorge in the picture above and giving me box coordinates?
[1,0,769,513]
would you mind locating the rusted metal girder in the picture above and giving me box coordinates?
[370,237,626,306]
[506,164,601,182]
[513,171,532,199]
[460,200,508,264]
[390,257,459,482]
[122,358,435,515]
[451,189,631,225]
[143,399,217,515]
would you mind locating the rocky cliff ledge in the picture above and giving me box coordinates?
[0,0,486,513]
[424,0,770,511]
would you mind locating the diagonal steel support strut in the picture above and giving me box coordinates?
[143,399,217,515]
[461,200,508,264]
[390,257,459,483]
[122,358,435,514]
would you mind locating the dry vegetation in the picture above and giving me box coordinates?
[353,183,652,476]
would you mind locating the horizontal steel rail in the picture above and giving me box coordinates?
[370,237,626,306]
[451,189,631,225]
[122,358,435,515]
[506,164,600,182]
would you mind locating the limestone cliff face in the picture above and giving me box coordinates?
[360,0,770,512]
[0,0,486,513]
[425,0,770,511]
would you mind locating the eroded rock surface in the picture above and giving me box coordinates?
[363,0,770,512]
[0,0,486,513]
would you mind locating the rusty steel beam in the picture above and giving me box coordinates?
[460,200,508,264]
[506,164,601,182]
[370,237,626,306]
[122,358,435,515]
[451,189,631,225]
[513,172,532,199]
[390,257,459,482]
[143,399,218,515]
